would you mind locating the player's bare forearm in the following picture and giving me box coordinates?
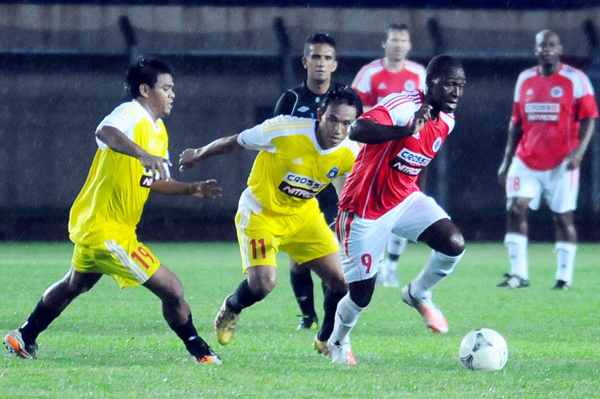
[565,117,596,170]
[97,126,170,180]
[179,134,243,171]
[498,123,523,184]
[348,119,414,144]
[150,178,222,199]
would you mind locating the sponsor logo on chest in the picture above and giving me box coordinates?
[278,172,327,199]
[389,148,432,176]
[525,102,560,122]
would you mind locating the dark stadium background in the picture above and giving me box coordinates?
[0,0,599,242]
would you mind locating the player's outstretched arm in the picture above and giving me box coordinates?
[179,134,243,171]
[97,126,171,180]
[150,178,222,199]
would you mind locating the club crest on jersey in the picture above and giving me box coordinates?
[433,137,442,152]
[297,106,310,113]
[404,80,416,91]
[551,86,564,98]
[326,167,339,179]
[278,172,326,199]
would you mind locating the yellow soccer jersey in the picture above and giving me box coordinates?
[237,115,359,216]
[69,100,169,246]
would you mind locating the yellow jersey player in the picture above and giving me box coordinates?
[4,59,223,365]
[179,87,363,356]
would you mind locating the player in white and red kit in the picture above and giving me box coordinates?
[351,23,427,288]
[497,30,598,290]
[325,55,467,365]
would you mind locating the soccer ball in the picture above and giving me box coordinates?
[459,328,508,371]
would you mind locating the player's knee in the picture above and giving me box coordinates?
[324,276,348,295]
[506,202,528,222]
[445,232,466,256]
[159,278,185,305]
[248,275,277,300]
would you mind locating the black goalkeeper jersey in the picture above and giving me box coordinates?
[274,81,345,119]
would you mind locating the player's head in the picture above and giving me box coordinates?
[302,32,338,85]
[316,86,363,149]
[424,55,466,114]
[382,23,412,63]
[126,58,175,119]
[534,30,562,69]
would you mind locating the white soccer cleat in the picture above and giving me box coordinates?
[401,284,449,334]
[327,340,357,366]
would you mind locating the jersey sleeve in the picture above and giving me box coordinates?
[273,90,297,116]
[351,65,376,107]
[574,72,599,120]
[510,72,528,125]
[360,106,394,126]
[95,106,135,150]
[377,93,418,127]
[510,102,522,125]
[237,115,295,152]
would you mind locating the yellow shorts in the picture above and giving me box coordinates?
[71,236,161,289]
[235,207,339,272]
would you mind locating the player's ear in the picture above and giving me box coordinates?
[316,108,324,122]
[331,59,338,73]
[302,57,308,70]
[139,83,151,99]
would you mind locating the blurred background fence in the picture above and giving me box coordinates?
[1,1,600,241]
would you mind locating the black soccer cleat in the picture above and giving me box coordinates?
[552,279,570,290]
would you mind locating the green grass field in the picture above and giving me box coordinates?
[1,241,599,398]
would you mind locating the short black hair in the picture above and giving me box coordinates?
[304,32,337,56]
[125,58,174,99]
[318,86,363,117]
[384,23,410,40]
[426,55,463,79]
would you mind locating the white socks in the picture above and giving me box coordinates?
[328,293,365,345]
[504,233,529,280]
[410,250,464,300]
[555,242,577,285]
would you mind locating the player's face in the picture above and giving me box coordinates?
[428,67,466,113]
[316,103,357,149]
[303,44,338,84]
[534,32,562,68]
[143,73,175,119]
[383,29,411,62]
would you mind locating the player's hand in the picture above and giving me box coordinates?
[188,179,222,199]
[409,103,433,135]
[564,150,583,171]
[139,154,171,181]
[179,148,202,171]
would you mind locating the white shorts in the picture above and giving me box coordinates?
[336,192,449,283]
[506,156,579,213]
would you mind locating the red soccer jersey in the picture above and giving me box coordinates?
[512,63,598,171]
[338,91,455,219]
[351,59,426,107]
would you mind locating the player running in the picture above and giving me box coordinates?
[327,55,467,365]
[4,59,223,365]
[179,87,362,355]
[351,23,427,288]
